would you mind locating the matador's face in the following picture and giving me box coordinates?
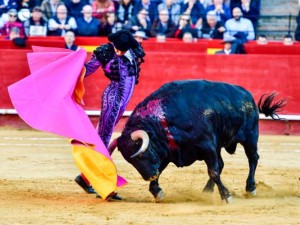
[113,46,127,56]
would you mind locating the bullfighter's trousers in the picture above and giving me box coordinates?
[97,75,136,148]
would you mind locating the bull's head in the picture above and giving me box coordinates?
[110,130,163,181]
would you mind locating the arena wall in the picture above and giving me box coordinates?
[0,38,299,134]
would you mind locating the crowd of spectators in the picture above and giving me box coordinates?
[0,0,298,46]
[0,0,263,42]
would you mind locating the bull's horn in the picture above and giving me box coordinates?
[108,138,118,155]
[130,130,149,158]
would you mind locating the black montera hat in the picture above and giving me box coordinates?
[108,30,138,51]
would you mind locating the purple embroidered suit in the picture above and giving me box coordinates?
[85,43,145,147]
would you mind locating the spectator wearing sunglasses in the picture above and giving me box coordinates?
[1,9,25,37]
[174,13,197,39]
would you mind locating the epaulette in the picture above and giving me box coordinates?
[93,43,114,66]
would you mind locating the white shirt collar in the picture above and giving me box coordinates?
[224,49,231,55]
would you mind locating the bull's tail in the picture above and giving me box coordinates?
[257,93,288,120]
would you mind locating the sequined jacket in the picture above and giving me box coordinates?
[85,42,145,84]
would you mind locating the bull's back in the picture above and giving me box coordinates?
[157,80,256,116]
[141,80,258,142]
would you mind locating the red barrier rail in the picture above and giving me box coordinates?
[1,37,300,54]
[1,41,300,134]
[1,49,299,113]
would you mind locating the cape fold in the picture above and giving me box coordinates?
[8,46,127,199]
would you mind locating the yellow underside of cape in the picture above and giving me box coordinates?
[72,144,117,199]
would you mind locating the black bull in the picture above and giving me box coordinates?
[109,80,287,203]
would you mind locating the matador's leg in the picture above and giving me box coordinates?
[97,84,123,148]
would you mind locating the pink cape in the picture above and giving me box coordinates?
[8,46,127,199]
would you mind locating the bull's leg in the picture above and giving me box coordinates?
[205,154,232,203]
[243,142,259,195]
[203,150,224,192]
[149,162,168,202]
[203,178,215,193]
[149,178,164,202]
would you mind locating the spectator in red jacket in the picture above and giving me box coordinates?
[1,9,25,37]
[174,13,197,39]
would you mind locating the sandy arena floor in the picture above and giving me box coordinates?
[0,128,299,225]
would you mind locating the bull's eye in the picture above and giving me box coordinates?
[134,139,142,146]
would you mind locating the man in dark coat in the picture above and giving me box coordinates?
[200,10,226,39]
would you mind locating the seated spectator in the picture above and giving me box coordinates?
[99,11,121,35]
[283,34,293,46]
[133,0,159,23]
[17,8,31,23]
[125,8,151,37]
[23,6,48,36]
[182,31,194,43]
[48,4,77,36]
[180,0,206,25]
[199,0,213,8]
[256,34,267,45]
[8,26,27,47]
[0,0,18,16]
[206,0,231,24]
[157,0,181,25]
[230,0,261,14]
[91,0,115,22]
[174,13,197,39]
[66,0,86,19]
[18,0,39,11]
[7,26,20,39]
[234,0,260,34]
[295,10,300,41]
[76,4,100,36]
[1,9,25,37]
[150,8,176,37]
[41,0,65,22]
[115,0,135,24]
[156,33,166,42]
[224,7,255,42]
[0,14,6,30]
[64,30,79,50]
[200,10,225,39]
[215,36,236,54]
[133,30,148,43]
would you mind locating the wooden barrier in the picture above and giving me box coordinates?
[1,40,300,134]
[2,49,299,113]
[244,43,300,55]
[1,37,300,55]
[0,38,65,49]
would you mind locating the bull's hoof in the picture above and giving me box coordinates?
[245,188,257,198]
[222,196,233,204]
[154,190,164,203]
[249,189,257,196]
